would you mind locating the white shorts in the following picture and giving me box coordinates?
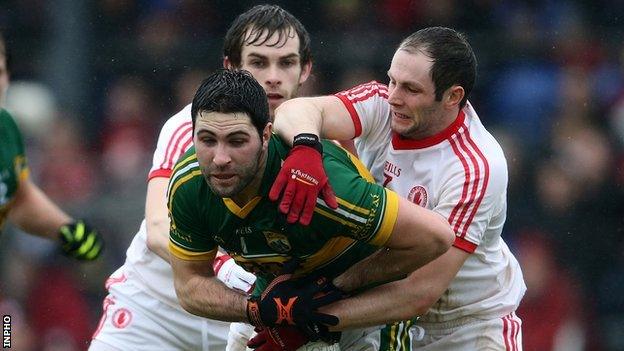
[387,312,522,351]
[90,268,230,351]
[227,322,382,351]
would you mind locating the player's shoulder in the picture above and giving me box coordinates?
[336,80,389,99]
[453,103,508,188]
[168,146,202,200]
[463,104,507,167]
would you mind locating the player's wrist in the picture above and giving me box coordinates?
[212,254,232,274]
[293,133,322,154]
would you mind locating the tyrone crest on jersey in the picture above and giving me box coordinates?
[263,231,292,253]
[408,185,428,208]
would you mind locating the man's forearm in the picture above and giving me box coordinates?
[145,217,170,262]
[320,277,427,330]
[333,247,418,293]
[323,247,469,330]
[145,177,174,261]
[8,180,71,239]
[175,275,249,322]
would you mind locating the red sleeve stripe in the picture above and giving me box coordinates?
[335,94,363,137]
[453,236,478,253]
[147,168,173,181]
[343,84,388,102]
[460,126,490,237]
[334,82,388,138]
[453,129,482,237]
[159,122,192,170]
[336,81,388,102]
[447,125,490,240]
[163,126,193,170]
[447,127,472,232]
[346,81,387,97]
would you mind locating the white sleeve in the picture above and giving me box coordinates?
[147,104,194,180]
[434,132,508,253]
[334,81,391,139]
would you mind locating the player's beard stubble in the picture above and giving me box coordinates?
[202,145,265,199]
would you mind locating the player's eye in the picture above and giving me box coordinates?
[201,138,216,146]
[280,60,296,68]
[250,60,265,68]
[229,139,247,147]
[406,86,419,94]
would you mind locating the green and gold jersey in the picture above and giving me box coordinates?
[168,135,399,292]
[0,109,29,229]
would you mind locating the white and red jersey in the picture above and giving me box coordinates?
[335,82,526,323]
[123,104,193,307]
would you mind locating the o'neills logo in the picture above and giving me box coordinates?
[384,161,401,177]
[291,169,319,185]
[408,185,428,207]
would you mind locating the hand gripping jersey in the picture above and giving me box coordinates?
[168,135,399,291]
[335,81,526,324]
[0,109,29,229]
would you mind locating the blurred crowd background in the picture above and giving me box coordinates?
[0,1,623,350]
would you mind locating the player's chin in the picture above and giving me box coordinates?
[208,178,239,197]
[390,118,414,135]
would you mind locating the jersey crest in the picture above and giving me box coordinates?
[263,231,292,253]
[408,185,428,208]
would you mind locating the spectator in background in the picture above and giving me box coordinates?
[515,231,592,351]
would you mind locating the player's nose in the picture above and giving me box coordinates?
[265,65,282,87]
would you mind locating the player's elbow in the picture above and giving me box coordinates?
[174,281,203,317]
[436,224,455,254]
[145,228,165,253]
[398,284,441,318]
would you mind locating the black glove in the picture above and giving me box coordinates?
[58,220,103,261]
[246,260,341,328]
[297,278,345,343]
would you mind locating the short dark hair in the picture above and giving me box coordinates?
[399,27,477,108]
[223,4,312,68]
[191,69,270,136]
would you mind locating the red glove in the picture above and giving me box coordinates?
[269,134,338,226]
[247,326,308,351]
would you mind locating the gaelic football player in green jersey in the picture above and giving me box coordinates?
[0,33,103,260]
[168,69,454,349]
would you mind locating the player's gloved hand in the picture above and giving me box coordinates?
[58,220,103,261]
[246,259,340,328]
[213,254,256,293]
[269,134,338,226]
[296,277,344,343]
[247,326,309,351]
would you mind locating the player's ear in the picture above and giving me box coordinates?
[262,122,272,148]
[445,85,464,108]
[298,61,312,85]
[223,56,234,70]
